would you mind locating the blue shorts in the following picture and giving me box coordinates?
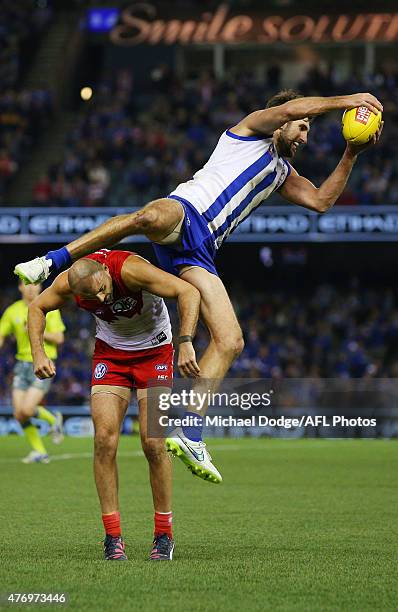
[152,196,218,277]
[13,360,53,394]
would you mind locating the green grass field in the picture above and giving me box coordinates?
[1,436,397,611]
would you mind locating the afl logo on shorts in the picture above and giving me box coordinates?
[94,363,108,379]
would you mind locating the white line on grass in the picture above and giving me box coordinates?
[0,440,357,464]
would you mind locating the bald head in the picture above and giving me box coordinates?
[68,258,104,292]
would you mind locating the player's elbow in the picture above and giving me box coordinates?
[54,332,64,346]
[283,103,298,123]
[283,99,308,123]
[310,191,334,214]
[316,198,334,214]
[189,285,201,303]
[28,300,45,315]
[179,284,200,305]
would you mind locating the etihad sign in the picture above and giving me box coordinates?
[110,4,398,45]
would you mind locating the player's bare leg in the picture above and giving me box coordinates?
[69,198,184,256]
[13,387,51,463]
[138,389,175,560]
[14,199,184,284]
[91,388,128,560]
[182,267,244,386]
[138,389,172,512]
[166,266,244,483]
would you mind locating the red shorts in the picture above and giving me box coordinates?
[91,338,174,389]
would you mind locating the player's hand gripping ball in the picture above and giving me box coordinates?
[342,106,382,145]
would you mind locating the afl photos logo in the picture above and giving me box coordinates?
[94,363,108,379]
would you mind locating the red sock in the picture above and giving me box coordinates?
[154,511,173,538]
[102,512,121,537]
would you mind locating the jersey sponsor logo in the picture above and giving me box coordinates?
[151,331,168,346]
[155,363,168,371]
[94,295,143,323]
[94,362,108,379]
[111,296,138,314]
[355,106,371,125]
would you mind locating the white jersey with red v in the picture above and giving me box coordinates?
[74,249,172,351]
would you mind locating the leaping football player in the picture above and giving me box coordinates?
[28,249,201,561]
[16,90,383,483]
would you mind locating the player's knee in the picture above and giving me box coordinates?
[141,438,165,464]
[214,331,244,360]
[135,203,162,234]
[15,408,32,423]
[233,334,245,357]
[94,430,118,458]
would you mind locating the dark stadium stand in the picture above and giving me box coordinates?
[1,280,398,406]
[0,0,53,201]
[29,65,398,208]
[0,89,53,201]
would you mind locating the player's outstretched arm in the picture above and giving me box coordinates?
[121,256,201,378]
[278,123,383,213]
[28,272,72,379]
[233,93,383,137]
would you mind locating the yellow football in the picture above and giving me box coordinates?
[342,106,382,145]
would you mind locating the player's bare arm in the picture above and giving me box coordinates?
[28,272,71,379]
[120,255,201,378]
[232,93,383,137]
[279,122,384,213]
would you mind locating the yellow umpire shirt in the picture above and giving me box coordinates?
[0,300,65,361]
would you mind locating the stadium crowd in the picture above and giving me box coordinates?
[31,63,398,208]
[0,0,53,201]
[1,281,398,406]
[0,89,53,201]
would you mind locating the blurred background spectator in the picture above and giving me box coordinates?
[1,279,398,405]
[31,64,398,208]
[0,89,53,201]
[0,0,53,201]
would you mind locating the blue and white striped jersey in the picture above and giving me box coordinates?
[170,129,291,249]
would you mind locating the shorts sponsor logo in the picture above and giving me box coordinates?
[94,362,108,379]
[157,374,169,380]
[155,364,168,371]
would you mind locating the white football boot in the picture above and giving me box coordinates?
[21,450,50,464]
[166,428,222,484]
[14,256,51,285]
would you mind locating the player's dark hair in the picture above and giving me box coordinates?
[266,89,303,108]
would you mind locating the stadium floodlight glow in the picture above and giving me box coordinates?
[80,87,93,101]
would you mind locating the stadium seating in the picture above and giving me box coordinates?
[1,282,398,405]
[0,0,53,202]
[31,65,398,207]
[0,89,53,201]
